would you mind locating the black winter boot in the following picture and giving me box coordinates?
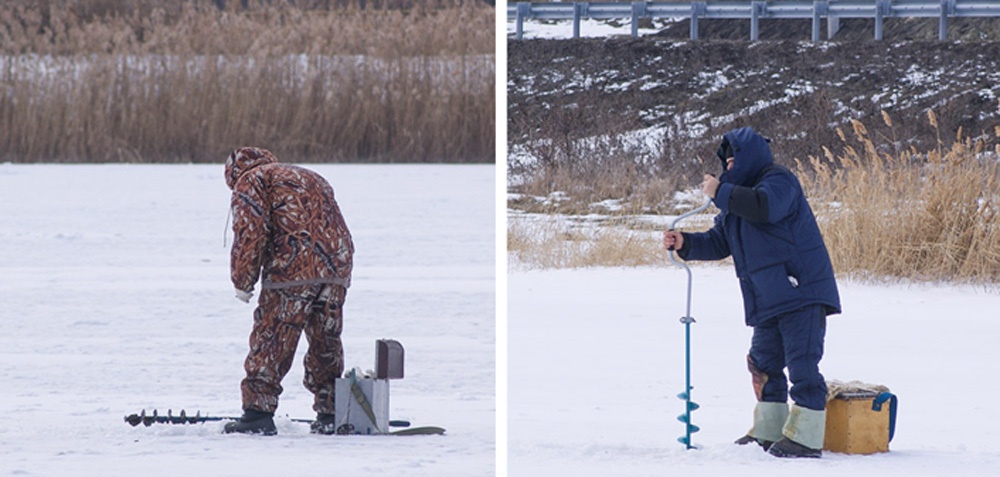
[767,437,822,458]
[310,413,337,435]
[735,434,774,451]
[223,409,276,436]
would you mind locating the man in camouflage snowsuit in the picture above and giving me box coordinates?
[222,147,354,436]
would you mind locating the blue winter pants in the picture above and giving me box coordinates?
[748,305,828,411]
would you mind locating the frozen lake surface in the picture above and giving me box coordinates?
[0,163,495,476]
[509,265,1000,476]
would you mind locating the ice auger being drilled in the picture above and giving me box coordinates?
[667,199,711,449]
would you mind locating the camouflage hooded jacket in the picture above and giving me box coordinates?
[225,147,354,293]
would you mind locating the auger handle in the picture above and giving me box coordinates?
[667,199,712,321]
[669,198,712,232]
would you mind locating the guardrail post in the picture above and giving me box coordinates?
[691,2,706,40]
[750,1,763,41]
[632,2,647,38]
[812,1,827,43]
[828,16,839,39]
[515,2,528,41]
[874,0,887,40]
[939,0,955,41]
[573,2,585,39]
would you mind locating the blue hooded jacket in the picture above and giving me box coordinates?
[678,127,841,326]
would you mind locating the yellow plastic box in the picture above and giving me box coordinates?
[823,392,891,454]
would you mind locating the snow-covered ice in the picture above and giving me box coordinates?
[0,163,495,476]
[8,160,1000,475]
[509,265,1000,475]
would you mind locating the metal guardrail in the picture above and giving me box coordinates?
[507,0,1000,41]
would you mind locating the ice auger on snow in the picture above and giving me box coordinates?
[667,199,711,449]
[124,339,444,436]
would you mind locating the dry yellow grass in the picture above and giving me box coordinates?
[2,1,494,56]
[0,0,494,163]
[511,111,1000,283]
[507,215,714,270]
[797,112,1000,283]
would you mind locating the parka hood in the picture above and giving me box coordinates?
[718,127,774,187]
[225,147,278,190]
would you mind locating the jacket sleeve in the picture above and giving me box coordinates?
[230,173,269,292]
[714,169,797,224]
[677,214,731,261]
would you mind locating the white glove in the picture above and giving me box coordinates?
[235,289,253,303]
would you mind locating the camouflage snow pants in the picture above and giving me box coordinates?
[241,283,345,414]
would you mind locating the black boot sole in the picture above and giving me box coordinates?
[223,418,277,436]
[767,438,821,458]
[735,435,774,451]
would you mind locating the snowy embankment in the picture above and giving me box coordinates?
[0,164,495,476]
[509,263,1000,475]
[507,17,679,40]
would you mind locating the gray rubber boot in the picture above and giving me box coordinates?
[768,404,826,458]
[737,401,788,450]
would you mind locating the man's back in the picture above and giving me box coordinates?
[227,148,353,293]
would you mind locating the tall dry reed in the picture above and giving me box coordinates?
[0,0,494,163]
[797,111,1000,283]
[511,110,1000,283]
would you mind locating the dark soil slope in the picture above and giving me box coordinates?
[509,37,1000,169]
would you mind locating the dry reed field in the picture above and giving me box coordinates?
[797,111,1000,283]
[510,111,1000,283]
[0,0,495,163]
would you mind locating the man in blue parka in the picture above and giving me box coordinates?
[663,127,840,458]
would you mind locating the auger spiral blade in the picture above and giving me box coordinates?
[124,408,216,426]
